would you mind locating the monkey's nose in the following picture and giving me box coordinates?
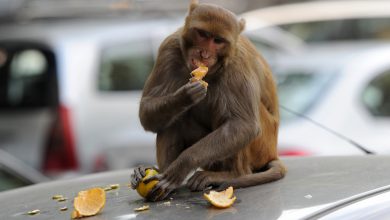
[200,50,211,59]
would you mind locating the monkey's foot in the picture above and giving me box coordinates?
[186,171,232,191]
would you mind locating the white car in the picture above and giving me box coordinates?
[274,41,390,156]
[241,0,390,42]
[0,18,182,175]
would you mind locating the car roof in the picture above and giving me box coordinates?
[0,17,183,47]
[241,0,390,30]
[1,156,390,219]
[273,41,390,72]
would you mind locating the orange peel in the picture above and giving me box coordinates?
[136,169,159,198]
[72,187,105,218]
[203,186,236,208]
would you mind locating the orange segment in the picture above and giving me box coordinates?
[203,186,236,208]
[190,64,209,88]
[73,187,105,218]
[191,65,208,80]
[136,169,159,198]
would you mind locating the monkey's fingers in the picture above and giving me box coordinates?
[214,182,230,192]
[134,166,146,180]
[130,174,140,189]
[188,81,206,93]
[143,173,164,184]
[186,171,206,191]
[146,179,167,201]
[147,179,173,202]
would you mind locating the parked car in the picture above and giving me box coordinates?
[0,16,301,174]
[274,41,390,156]
[241,0,390,42]
[1,156,390,219]
[0,18,177,175]
[0,149,48,191]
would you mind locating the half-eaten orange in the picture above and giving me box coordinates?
[203,186,236,208]
[72,187,105,218]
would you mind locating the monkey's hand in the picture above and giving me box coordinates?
[175,81,207,106]
[130,165,159,189]
[143,159,192,201]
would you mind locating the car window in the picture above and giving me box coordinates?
[0,45,57,109]
[362,70,390,117]
[280,18,390,42]
[276,70,335,121]
[98,40,154,91]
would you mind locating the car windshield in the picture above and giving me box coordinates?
[280,18,390,42]
[275,69,336,121]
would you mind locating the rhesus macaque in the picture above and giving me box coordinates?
[131,0,286,201]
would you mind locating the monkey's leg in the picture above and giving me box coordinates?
[186,143,285,191]
[131,124,185,190]
[156,125,186,172]
[223,160,286,189]
[186,154,243,191]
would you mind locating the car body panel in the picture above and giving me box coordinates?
[0,156,390,219]
[241,1,390,28]
[275,42,390,156]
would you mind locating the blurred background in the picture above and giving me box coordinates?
[0,0,389,192]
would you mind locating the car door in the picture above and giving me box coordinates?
[0,43,58,169]
[78,37,157,171]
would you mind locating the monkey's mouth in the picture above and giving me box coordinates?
[191,58,208,70]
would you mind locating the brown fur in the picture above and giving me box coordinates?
[135,1,286,201]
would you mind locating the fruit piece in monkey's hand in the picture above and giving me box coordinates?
[136,169,159,198]
[190,64,209,88]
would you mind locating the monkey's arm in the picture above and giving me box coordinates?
[145,82,260,201]
[140,81,206,133]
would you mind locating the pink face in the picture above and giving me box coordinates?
[188,28,227,71]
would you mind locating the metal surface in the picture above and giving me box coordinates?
[1,156,390,219]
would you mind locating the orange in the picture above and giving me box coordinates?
[72,187,105,218]
[136,169,159,198]
[203,186,236,208]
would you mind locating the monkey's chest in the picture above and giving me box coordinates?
[188,101,220,131]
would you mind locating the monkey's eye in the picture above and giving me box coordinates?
[213,37,225,44]
[197,29,210,39]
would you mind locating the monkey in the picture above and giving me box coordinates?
[130,0,286,201]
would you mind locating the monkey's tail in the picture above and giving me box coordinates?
[219,160,286,190]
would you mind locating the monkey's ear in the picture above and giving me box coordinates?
[189,0,199,13]
[239,18,246,33]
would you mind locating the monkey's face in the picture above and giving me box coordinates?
[186,28,229,71]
